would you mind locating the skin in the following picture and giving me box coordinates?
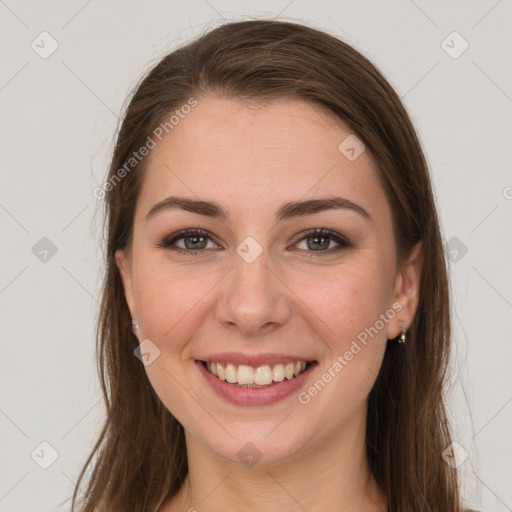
[116,95,422,512]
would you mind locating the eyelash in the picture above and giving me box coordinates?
[155,228,352,257]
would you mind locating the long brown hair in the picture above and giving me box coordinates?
[71,19,460,511]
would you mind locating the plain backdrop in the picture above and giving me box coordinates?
[0,1,511,511]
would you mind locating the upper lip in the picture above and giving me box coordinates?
[197,352,317,367]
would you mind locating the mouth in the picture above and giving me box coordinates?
[195,358,318,406]
[200,360,314,388]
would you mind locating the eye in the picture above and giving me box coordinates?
[155,228,221,255]
[292,228,351,255]
[156,227,351,257]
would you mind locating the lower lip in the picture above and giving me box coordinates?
[196,360,317,406]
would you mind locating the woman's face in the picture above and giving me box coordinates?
[116,95,420,465]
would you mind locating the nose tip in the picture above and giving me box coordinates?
[218,308,281,335]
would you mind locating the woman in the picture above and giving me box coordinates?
[72,19,471,512]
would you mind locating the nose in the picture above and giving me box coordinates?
[215,250,291,336]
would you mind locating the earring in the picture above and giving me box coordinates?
[131,322,139,332]
[398,329,406,344]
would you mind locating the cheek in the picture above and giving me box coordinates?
[293,259,393,394]
[130,261,217,426]
[297,261,393,343]
[132,258,220,342]
[288,262,392,433]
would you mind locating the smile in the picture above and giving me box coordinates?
[196,359,317,406]
[204,360,311,388]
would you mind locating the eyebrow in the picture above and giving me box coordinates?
[144,195,371,223]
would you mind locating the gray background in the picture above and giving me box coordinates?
[1,1,511,511]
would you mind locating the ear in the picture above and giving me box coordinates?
[115,248,137,321]
[386,241,423,339]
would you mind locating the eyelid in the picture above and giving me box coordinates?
[288,230,351,258]
[156,228,222,251]
[290,228,351,249]
[156,227,351,254]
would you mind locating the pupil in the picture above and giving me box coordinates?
[185,236,207,250]
[307,236,329,250]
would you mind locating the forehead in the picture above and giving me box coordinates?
[135,95,390,226]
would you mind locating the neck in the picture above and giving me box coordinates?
[163,407,386,512]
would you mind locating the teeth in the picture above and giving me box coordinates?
[254,365,272,385]
[272,363,285,382]
[205,360,310,386]
[225,363,237,384]
[237,364,254,385]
